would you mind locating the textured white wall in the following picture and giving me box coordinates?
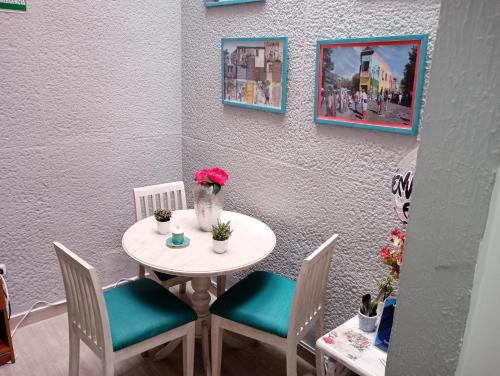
[0,1,182,313]
[181,0,441,332]
[388,0,500,374]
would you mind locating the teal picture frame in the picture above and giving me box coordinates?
[221,37,288,114]
[314,34,428,135]
[205,0,265,7]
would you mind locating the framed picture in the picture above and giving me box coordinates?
[221,37,288,114]
[205,0,265,7]
[314,35,428,135]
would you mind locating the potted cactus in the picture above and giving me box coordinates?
[154,208,172,235]
[210,220,233,254]
[358,294,378,332]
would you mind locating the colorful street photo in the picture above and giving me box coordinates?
[222,37,288,113]
[315,36,427,134]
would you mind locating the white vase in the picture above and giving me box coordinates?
[358,310,377,332]
[212,239,229,254]
[157,220,170,235]
[194,184,224,231]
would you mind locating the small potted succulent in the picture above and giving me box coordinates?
[210,220,233,254]
[358,294,378,332]
[154,208,172,235]
[376,276,395,316]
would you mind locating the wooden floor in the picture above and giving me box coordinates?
[0,313,316,376]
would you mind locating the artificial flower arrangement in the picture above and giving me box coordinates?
[379,228,406,279]
[194,167,229,195]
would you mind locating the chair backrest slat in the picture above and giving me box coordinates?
[288,234,338,340]
[133,181,187,221]
[54,242,113,356]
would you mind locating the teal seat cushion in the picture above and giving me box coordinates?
[104,278,197,351]
[210,271,296,338]
[154,271,176,282]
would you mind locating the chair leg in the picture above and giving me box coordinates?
[316,347,325,376]
[286,344,297,376]
[211,317,224,376]
[315,318,325,376]
[180,282,187,294]
[138,264,145,279]
[69,329,80,376]
[103,356,114,376]
[216,275,226,297]
[183,324,195,376]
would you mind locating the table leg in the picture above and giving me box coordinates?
[316,348,325,376]
[191,276,212,376]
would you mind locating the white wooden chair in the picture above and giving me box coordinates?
[54,242,196,376]
[133,181,226,296]
[210,234,338,376]
[133,181,190,293]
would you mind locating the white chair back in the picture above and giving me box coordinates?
[133,181,187,221]
[54,242,112,357]
[288,234,338,339]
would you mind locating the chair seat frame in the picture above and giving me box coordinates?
[211,234,338,376]
[55,242,195,376]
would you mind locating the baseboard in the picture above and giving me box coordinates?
[10,299,67,329]
[10,275,140,330]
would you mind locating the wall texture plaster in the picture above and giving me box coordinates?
[181,0,441,332]
[0,1,182,313]
[387,1,500,374]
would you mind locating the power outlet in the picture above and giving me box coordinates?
[0,264,6,276]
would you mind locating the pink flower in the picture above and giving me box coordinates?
[206,167,229,186]
[395,253,403,265]
[194,169,210,185]
[380,247,391,261]
[323,336,334,344]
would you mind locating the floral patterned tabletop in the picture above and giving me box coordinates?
[316,316,387,376]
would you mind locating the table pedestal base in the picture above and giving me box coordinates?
[191,276,212,376]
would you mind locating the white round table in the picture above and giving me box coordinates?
[122,209,276,375]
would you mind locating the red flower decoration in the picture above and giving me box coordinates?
[194,167,229,195]
[194,169,210,185]
[380,247,392,261]
[323,336,334,344]
[207,167,229,186]
[379,228,406,279]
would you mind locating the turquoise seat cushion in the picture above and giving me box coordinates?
[210,271,296,338]
[104,278,197,351]
[154,271,176,282]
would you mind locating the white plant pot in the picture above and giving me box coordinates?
[358,310,377,332]
[157,220,170,235]
[212,239,229,254]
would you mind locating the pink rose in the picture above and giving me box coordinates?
[207,167,229,186]
[194,169,210,185]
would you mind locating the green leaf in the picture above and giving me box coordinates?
[204,176,214,184]
[212,183,221,195]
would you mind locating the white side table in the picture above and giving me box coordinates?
[316,316,387,376]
